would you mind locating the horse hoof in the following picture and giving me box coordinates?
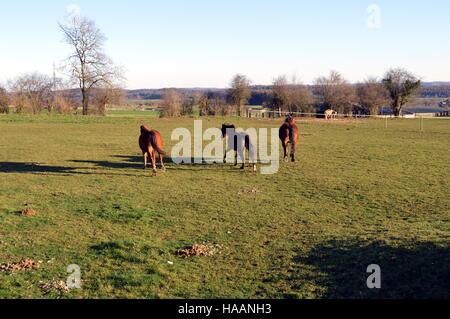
[284,157,288,162]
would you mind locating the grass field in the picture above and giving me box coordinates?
[0,114,449,299]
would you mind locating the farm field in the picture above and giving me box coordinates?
[0,114,449,299]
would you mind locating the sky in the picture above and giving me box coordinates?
[0,0,449,89]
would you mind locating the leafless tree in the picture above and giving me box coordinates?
[160,89,182,117]
[269,76,290,116]
[92,86,125,116]
[198,94,210,116]
[9,73,53,114]
[357,78,389,115]
[382,68,421,116]
[268,76,314,115]
[0,86,9,114]
[59,15,124,115]
[229,74,251,117]
[181,96,195,116]
[314,71,356,115]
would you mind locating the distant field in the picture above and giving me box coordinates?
[108,109,160,117]
[0,114,449,299]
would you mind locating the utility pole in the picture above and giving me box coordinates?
[53,61,56,91]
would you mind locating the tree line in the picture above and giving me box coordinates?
[158,68,421,118]
[0,14,422,117]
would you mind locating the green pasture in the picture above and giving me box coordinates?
[0,114,449,299]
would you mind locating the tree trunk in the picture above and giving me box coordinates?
[82,89,89,115]
[394,98,402,117]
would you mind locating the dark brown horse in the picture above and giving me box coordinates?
[279,115,299,162]
[221,124,257,172]
[139,125,166,176]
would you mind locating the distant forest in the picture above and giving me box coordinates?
[127,83,450,105]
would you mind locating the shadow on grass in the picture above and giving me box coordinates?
[0,162,137,177]
[71,155,249,172]
[289,239,450,299]
[0,162,78,175]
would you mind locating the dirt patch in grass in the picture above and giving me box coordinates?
[238,187,261,195]
[39,280,70,295]
[20,208,38,217]
[0,259,41,272]
[177,244,221,258]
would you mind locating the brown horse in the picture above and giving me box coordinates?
[279,115,299,162]
[139,125,166,176]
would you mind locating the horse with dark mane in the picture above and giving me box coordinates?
[279,115,299,162]
[221,124,257,172]
[139,125,166,176]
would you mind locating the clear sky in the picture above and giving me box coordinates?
[0,0,449,89]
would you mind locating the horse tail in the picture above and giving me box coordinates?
[150,132,165,155]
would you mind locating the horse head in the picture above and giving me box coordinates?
[285,114,295,125]
[141,125,151,135]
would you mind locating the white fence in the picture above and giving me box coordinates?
[247,109,450,119]
[247,109,450,132]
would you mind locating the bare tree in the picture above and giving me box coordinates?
[181,96,195,116]
[197,94,210,116]
[59,16,124,115]
[160,89,182,117]
[270,75,290,116]
[92,86,125,116]
[9,73,53,114]
[314,71,356,115]
[0,86,9,114]
[229,74,251,117]
[382,68,421,116]
[288,84,314,113]
[268,76,313,115]
[357,78,389,115]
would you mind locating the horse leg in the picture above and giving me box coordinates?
[150,150,157,176]
[143,153,148,170]
[283,142,288,162]
[238,147,245,170]
[234,150,238,166]
[223,146,228,164]
[159,153,166,172]
[291,143,296,162]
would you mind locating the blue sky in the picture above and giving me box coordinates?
[0,0,449,89]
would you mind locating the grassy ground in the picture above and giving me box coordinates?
[0,114,449,299]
